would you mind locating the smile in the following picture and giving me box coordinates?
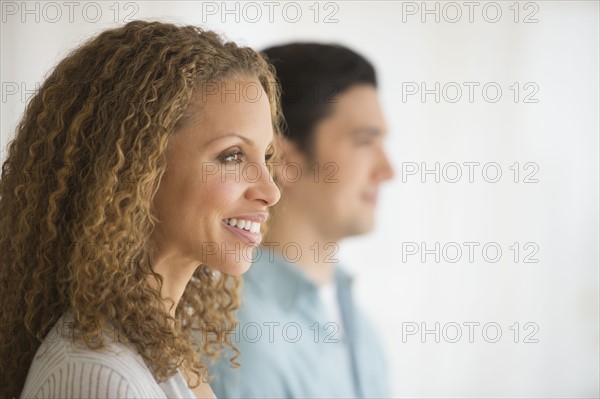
[223,218,261,232]
[222,218,262,246]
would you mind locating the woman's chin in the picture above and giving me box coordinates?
[199,242,256,276]
[212,260,253,276]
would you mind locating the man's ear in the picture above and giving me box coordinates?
[272,134,306,188]
[273,134,295,161]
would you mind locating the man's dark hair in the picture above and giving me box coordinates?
[262,43,377,159]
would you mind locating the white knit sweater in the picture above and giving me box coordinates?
[20,312,198,398]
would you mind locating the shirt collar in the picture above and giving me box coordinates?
[245,245,355,310]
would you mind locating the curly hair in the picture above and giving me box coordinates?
[0,20,282,398]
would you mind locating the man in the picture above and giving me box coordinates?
[211,43,395,398]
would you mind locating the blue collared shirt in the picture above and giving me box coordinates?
[210,246,389,398]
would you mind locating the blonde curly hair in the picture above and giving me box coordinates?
[0,20,282,398]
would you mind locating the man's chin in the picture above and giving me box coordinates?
[342,217,375,238]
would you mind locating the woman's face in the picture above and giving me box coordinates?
[150,77,281,276]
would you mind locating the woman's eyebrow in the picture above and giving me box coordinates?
[204,133,255,147]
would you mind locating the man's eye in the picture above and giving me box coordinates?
[356,139,375,146]
[220,151,244,164]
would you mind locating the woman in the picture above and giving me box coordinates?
[0,20,281,398]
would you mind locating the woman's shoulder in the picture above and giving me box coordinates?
[20,312,167,398]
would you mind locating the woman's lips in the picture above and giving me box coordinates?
[222,220,262,246]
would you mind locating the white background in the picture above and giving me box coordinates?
[1,1,598,397]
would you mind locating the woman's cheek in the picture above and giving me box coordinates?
[203,170,243,203]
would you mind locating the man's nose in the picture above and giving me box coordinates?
[375,147,395,182]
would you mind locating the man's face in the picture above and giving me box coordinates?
[284,84,394,241]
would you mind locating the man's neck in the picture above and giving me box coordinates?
[264,204,339,286]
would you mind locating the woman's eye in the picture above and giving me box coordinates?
[220,151,244,164]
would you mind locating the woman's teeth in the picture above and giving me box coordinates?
[224,218,261,233]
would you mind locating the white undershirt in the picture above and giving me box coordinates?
[317,281,345,338]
